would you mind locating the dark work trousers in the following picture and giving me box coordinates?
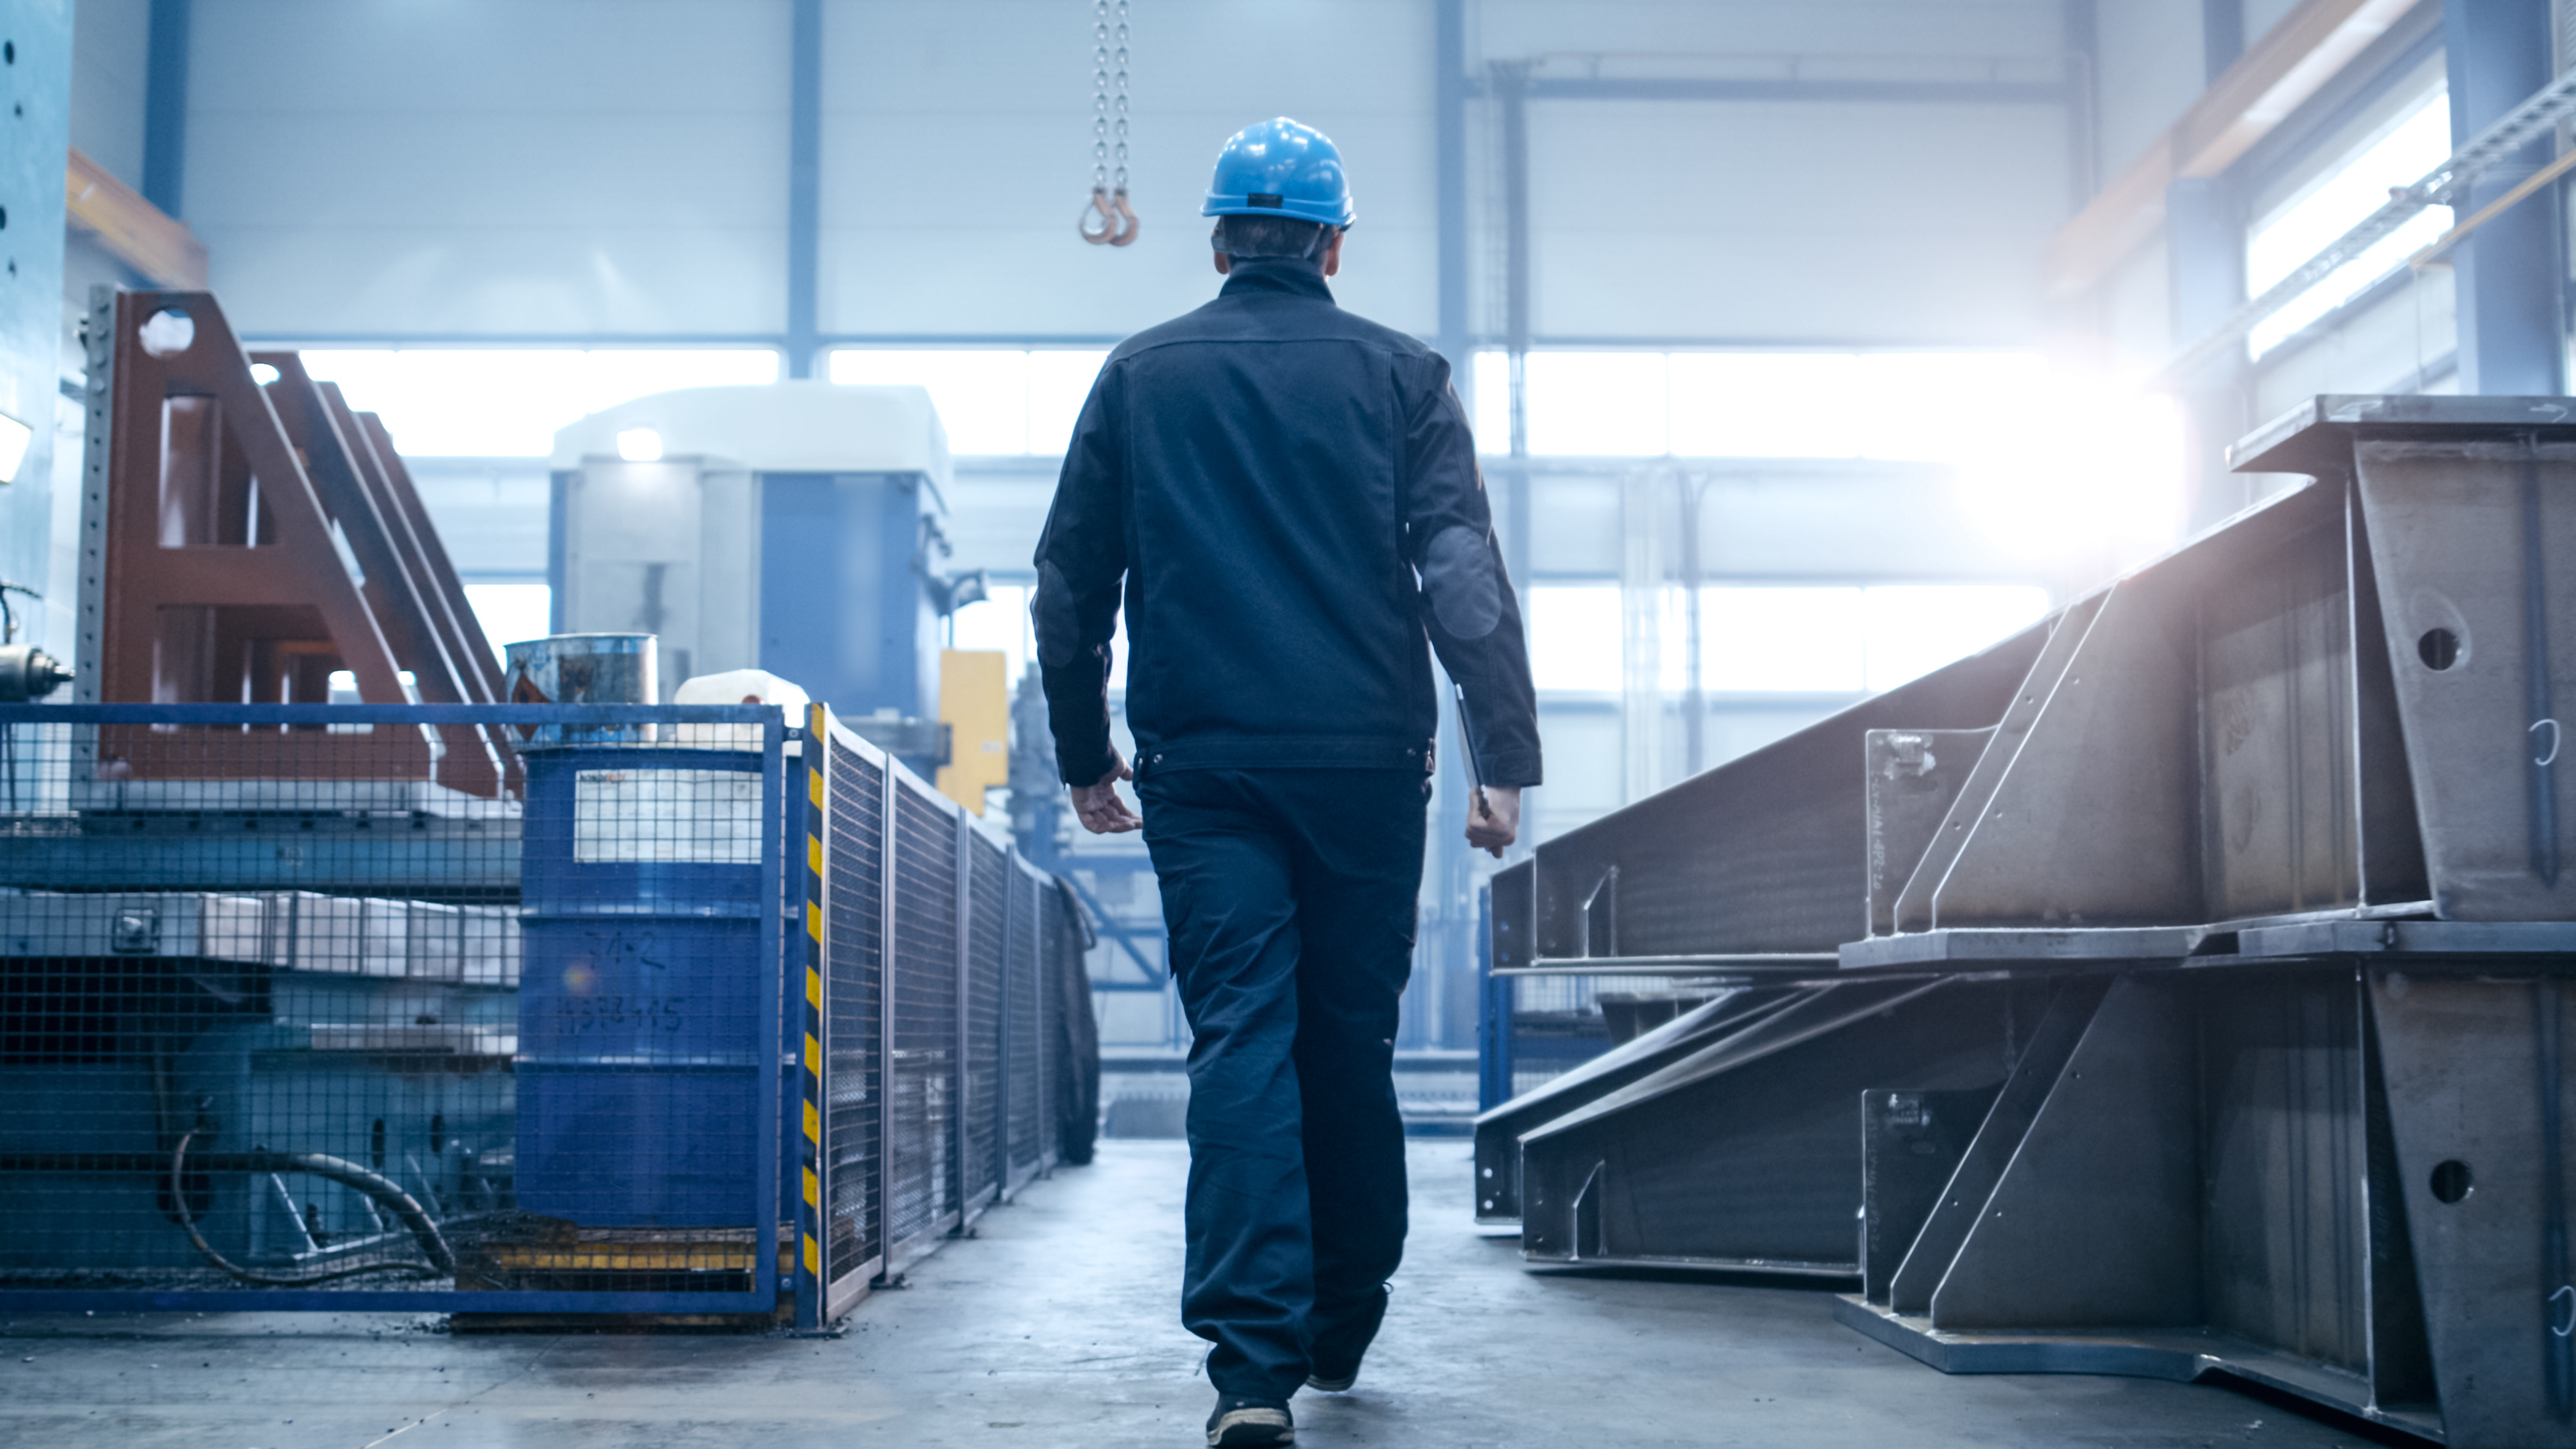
[1137,765,1427,1400]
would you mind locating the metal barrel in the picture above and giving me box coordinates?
[514,745,767,1227]
[502,634,660,744]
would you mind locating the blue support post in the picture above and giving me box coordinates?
[1476,884,1513,1111]
[1434,0,1468,377]
[2202,0,2244,84]
[0,2,70,667]
[142,0,190,217]
[2444,0,2565,397]
[2063,0,2100,206]
[785,0,824,380]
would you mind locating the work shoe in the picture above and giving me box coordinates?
[1206,1393,1294,1446]
[1304,1283,1391,1392]
[1303,1366,1358,1393]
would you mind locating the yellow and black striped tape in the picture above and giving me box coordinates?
[796,703,830,1311]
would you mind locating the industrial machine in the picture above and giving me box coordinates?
[0,288,1096,1324]
[548,385,979,779]
[1477,395,2576,1448]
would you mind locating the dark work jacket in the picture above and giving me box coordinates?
[1032,258,1542,789]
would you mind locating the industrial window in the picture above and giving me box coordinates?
[953,588,1126,694]
[1470,350,2049,460]
[1668,353,2048,461]
[461,582,553,658]
[1855,584,2049,690]
[827,350,1109,456]
[2244,85,2453,359]
[950,583,1036,682]
[1537,582,2049,695]
[301,349,780,456]
[1692,586,1867,693]
[1524,353,1673,456]
[1528,586,1626,692]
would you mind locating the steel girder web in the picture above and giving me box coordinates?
[1514,974,2050,1276]
[1471,984,1803,1223]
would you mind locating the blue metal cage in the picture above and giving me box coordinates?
[0,702,1090,1323]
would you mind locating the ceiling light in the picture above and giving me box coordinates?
[616,427,663,462]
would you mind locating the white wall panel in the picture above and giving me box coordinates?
[2102,234,2174,373]
[1473,0,2068,61]
[1518,100,2068,343]
[70,0,148,186]
[818,0,1436,338]
[944,464,1057,580]
[2094,0,2204,171]
[171,0,2078,347]
[187,0,790,337]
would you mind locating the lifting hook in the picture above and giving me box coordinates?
[1078,186,1140,246]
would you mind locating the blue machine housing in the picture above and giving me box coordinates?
[546,386,958,783]
[757,473,942,738]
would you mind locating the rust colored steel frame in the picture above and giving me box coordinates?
[82,288,511,798]
[260,353,505,711]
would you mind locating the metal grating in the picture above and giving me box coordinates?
[963,836,1006,1206]
[887,783,956,1248]
[1006,869,1043,1173]
[1040,881,1070,1163]
[821,739,884,1285]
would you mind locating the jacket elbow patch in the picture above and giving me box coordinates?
[1423,525,1503,640]
[1033,561,1082,668]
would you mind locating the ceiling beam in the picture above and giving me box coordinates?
[2043,0,2421,299]
[64,148,209,289]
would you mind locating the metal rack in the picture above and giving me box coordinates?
[1476,396,2576,1448]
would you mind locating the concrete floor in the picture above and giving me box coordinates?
[1,1141,2413,1448]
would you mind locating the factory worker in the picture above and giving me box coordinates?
[1031,117,1542,1448]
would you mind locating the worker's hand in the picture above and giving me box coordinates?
[1069,751,1142,834]
[1466,784,1520,858]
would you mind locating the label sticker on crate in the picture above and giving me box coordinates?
[573,769,763,863]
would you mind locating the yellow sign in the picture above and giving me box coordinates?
[936,648,1010,815]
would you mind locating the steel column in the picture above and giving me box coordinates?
[1433,0,1468,377]
[142,0,190,218]
[2169,176,2255,531]
[785,0,824,380]
[2443,0,2565,396]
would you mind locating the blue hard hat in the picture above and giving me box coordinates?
[1201,118,1355,228]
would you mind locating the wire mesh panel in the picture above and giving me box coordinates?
[821,734,885,1295]
[1006,866,1043,1182]
[0,704,783,1313]
[887,780,957,1259]
[962,834,1006,1209]
[1041,880,1072,1164]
